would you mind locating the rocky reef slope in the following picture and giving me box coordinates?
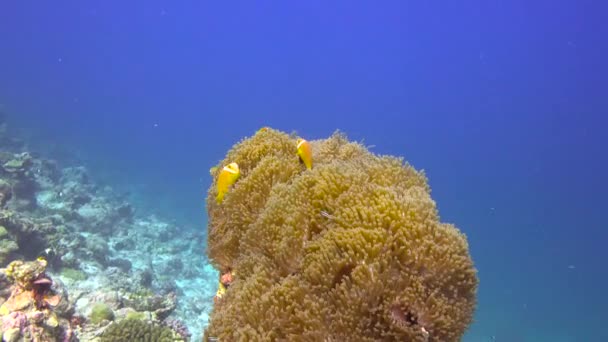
[0,114,214,341]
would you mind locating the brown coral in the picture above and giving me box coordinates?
[204,128,478,341]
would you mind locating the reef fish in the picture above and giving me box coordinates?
[216,162,240,204]
[214,281,227,304]
[296,138,312,170]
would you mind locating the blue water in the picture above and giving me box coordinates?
[1,1,607,340]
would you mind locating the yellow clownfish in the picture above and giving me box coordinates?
[216,281,227,298]
[296,138,312,170]
[216,162,240,204]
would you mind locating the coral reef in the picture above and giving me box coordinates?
[0,210,56,261]
[0,225,18,265]
[99,317,185,342]
[163,317,192,341]
[0,113,214,340]
[0,151,38,210]
[0,179,12,207]
[204,128,478,341]
[0,259,76,341]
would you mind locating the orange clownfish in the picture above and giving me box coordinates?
[296,138,312,170]
[216,162,240,204]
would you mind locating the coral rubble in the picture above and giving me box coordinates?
[204,128,478,341]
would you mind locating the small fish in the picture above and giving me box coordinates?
[216,162,240,204]
[320,211,335,220]
[213,281,227,305]
[296,138,312,170]
[216,281,227,298]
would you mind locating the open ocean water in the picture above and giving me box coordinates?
[0,1,606,341]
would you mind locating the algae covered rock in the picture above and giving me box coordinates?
[204,128,478,342]
[59,267,87,281]
[0,225,18,265]
[123,291,177,321]
[89,302,115,324]
[0,210,55,259]
[4,258,47,290]
[0,238,18,266]
[2,152,32,174]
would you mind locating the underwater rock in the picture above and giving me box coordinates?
[73,198,134,236]
[10,176,38,211]
[137,269,154,288]
[0,153,62,212]
[0,211,55,260]
[0,152,13,168]
[33,159,61,185]
[48,166,138,236]
[84,234,109,265]
[165,257,184,273]
[111,236,135,251]
[2,153,32,175]
[76,202,106,224]
[60,166,89,186]
[58,250,80,269]
[116,203,134,222]
[102,267,139,294]
[157,229,171,242]
[48,278,74,317]
[163,317,192,341]
[0,280,11,300]
[88,302,115,325]
[32,166,91,214]
[155,278,178,296]
[123,291,177,320]
[69,193,91,210]
[77,290,122,315]
[58,267,87,282]
[0,259,76,342]
[4,259,48,290]
[107,258,132,273]
[157,257,186,281]
[0,179,12,207]
[0,232,18,266]
[1,312,26,341]
[151,292,177,321]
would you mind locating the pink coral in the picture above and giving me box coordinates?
[163,317,192,340]
[1,311,26,332]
